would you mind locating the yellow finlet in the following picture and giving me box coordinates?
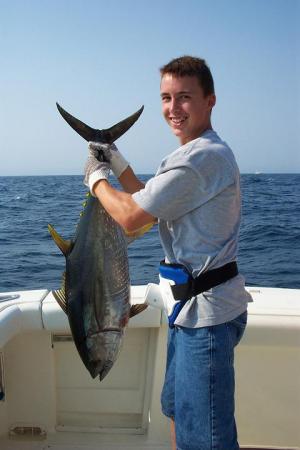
[125,221,155,239]
[52,272,68,315]
[52,289,68,315]
[48,224,72,256]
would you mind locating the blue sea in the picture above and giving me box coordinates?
[0,174,299,293]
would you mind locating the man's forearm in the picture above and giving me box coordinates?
[93,179,154,233]
[118,166,145,194]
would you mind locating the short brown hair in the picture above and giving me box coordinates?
[160,56,215,97]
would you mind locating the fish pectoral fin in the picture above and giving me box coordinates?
[48,224,73,256]
[52,271,68,315]
[125,221,156,244]
[129,303,148,318]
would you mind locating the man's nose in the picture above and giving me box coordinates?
[169,98,180,113]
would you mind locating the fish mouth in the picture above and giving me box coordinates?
[98,361,114,381]
[85,328,123,380]
[101,327,122,333]
[87,359,114,381]
[87,328,122,337]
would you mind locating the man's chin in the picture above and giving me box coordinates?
[170,126,184,137]
[172,128,188,143]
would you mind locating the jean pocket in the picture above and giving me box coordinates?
[227,311,248,348]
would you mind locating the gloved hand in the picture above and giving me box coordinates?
[84,143,111,196]
[89,141,129,178]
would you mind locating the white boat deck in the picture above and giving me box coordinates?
[0,286,299,450]
[0,434,298,450]
[5,441,288,450]
[0,433,171,450]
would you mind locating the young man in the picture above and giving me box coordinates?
[84,56,252,450]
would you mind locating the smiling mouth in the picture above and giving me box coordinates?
[170,117,187,126]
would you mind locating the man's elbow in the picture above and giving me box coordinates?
[118,210,155,234]
[120,215,143,233]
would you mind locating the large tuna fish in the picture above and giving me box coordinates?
[48,103,149,381]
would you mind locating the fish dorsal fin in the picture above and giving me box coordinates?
[52,272,68,315]
[48,224,72,256]
[129,303,148,318]
[125,221,156,245]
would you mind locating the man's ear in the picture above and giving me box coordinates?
[208,94,216,110]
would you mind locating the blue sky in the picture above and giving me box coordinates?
[0,0,299,175]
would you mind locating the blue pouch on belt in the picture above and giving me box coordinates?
[158,260,238,327]
[159,262,190,328]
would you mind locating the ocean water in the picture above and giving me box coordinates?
[0,174,299,293]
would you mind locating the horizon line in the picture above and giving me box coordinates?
[1,172,300,178]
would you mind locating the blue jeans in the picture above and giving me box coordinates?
[161,311,247,450]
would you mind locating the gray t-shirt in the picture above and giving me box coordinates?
[132,130,252,327]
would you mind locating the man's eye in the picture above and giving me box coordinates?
[162,96,170,102]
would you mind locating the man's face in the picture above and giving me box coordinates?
[160,74,216,145]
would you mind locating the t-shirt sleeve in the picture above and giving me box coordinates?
[132,151,235,221]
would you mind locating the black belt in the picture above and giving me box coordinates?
[160,261,238,301]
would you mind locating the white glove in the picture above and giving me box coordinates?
[88,141,129,178]
[84,143,110,196]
